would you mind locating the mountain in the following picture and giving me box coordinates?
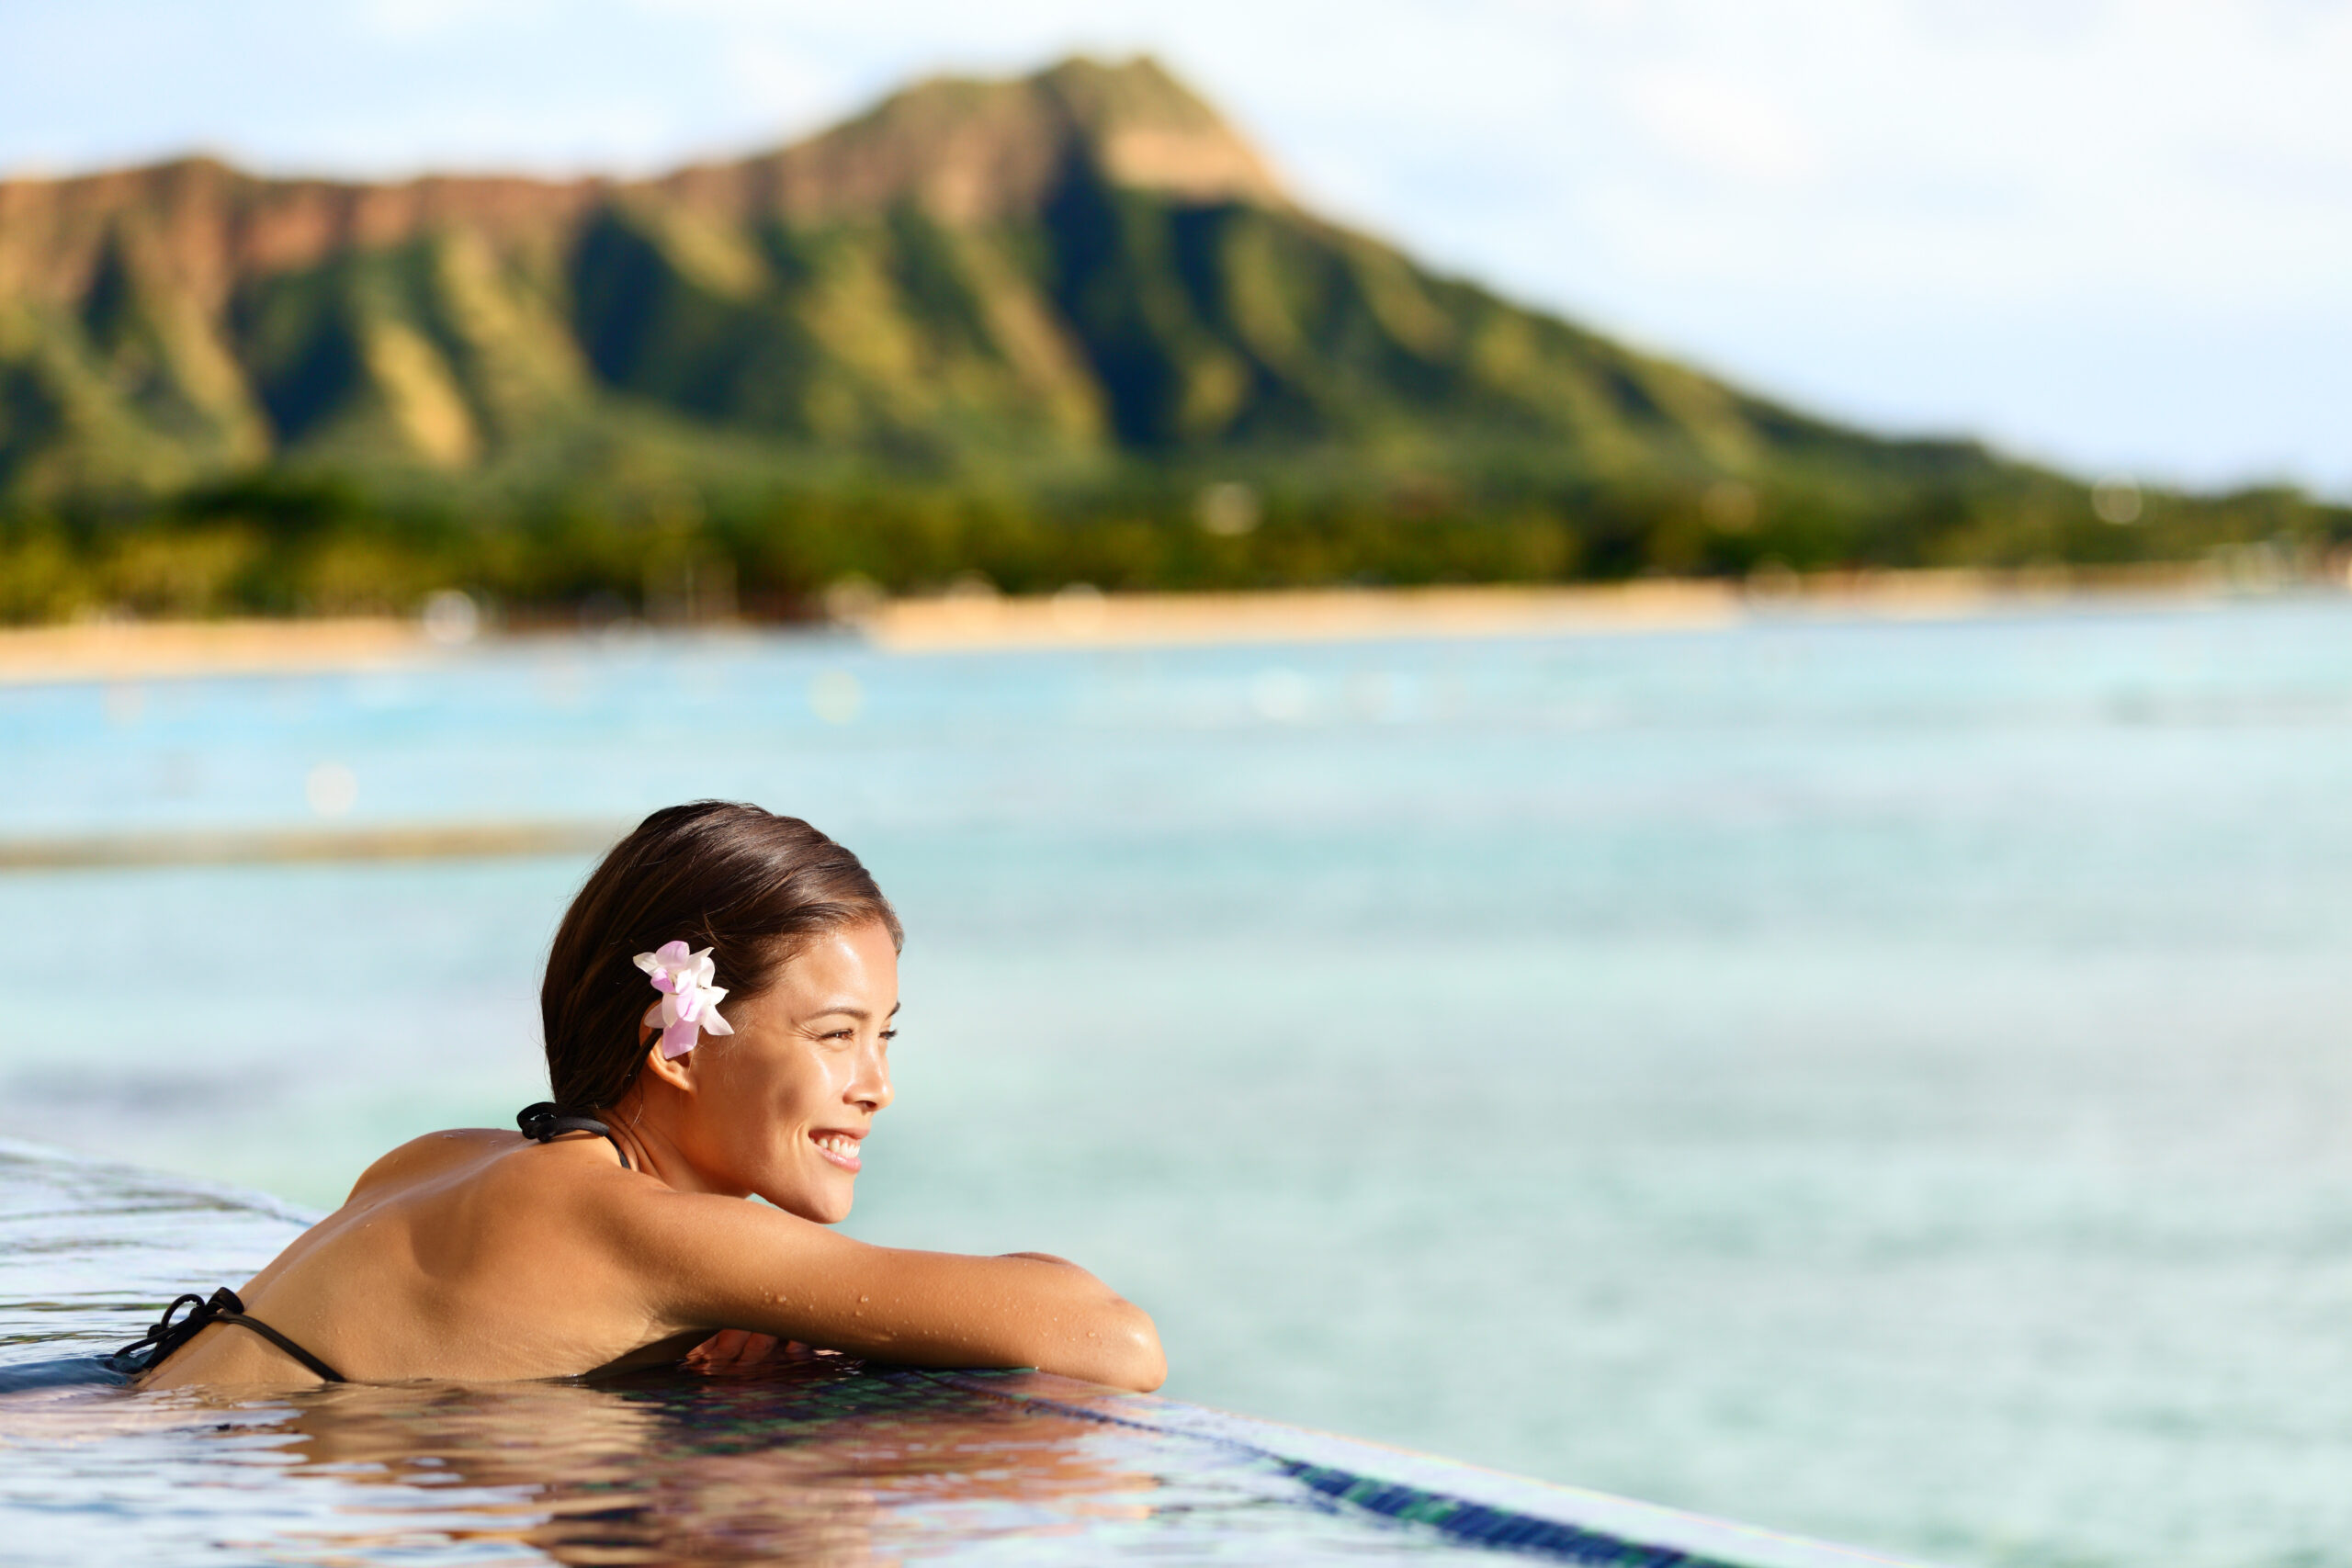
[0,56,2326,615]
[0,56,1978,493]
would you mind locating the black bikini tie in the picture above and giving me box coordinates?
[517,1102,633,1170]
[107,1287,347,1383]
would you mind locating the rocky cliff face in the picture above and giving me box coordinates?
[0,55,1979,502]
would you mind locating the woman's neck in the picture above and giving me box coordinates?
[600,1087,746,1198]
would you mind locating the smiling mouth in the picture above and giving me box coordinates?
[811,1132,863,1172]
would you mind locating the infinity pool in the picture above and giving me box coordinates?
[0,1137,1896,1566]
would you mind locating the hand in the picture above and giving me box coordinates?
[682,1328,789,1375]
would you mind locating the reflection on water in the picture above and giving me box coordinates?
[210,1369,1171,1567]
[11,1361,1446,1567]
[0,1139,1600,1565]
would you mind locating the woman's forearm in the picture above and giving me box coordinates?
[662,1211,1167,1391]
[803,1251,1165,1391]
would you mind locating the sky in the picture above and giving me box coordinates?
[4,0,2346,496]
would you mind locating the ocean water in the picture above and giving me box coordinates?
[8,596,2352,1566]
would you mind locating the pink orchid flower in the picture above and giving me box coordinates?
[632,941,735,1059]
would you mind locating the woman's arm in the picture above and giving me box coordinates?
[609,1187,1166,1392]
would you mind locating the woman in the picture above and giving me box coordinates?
[120,802,1164,1393]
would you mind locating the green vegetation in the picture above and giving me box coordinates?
[6,468,2341,626]
[0,56,2341,623]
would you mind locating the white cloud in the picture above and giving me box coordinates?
[1627,68,1821,186]
[351,0,475,40]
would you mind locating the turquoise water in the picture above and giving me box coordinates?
[10,1140,1805,1566]
[10,598,2352,1565]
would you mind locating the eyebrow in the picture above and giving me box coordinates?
[811,1002,902,1021]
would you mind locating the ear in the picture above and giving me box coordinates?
[638,1023,699,1095]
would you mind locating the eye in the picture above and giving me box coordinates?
[879,1028,898,1045]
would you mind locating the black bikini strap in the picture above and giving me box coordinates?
[108,1288,347,1383]
[107,1290,210,1376]
[209,1292,348,1383]
[517,1102,632,1170]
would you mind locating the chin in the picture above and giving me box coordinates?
[770,1185,854,1225]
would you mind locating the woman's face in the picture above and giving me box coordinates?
[671,919,898,1222]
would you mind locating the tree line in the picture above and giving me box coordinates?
[1,468,2343,624]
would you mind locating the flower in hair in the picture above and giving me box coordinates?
[634,941,735,1059]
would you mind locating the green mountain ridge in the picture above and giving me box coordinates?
[0,56,2333,616]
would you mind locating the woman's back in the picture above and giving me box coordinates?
[144,1129,669,1388]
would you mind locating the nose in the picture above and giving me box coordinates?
[852,1037,893,1113]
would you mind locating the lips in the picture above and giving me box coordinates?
[810,1130,864,1172]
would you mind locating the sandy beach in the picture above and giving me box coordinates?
[0,820,628,870]
[0,615,435,685]
[860,561,2260,652]
[0,564,2246,684]
[861,580,1748,651]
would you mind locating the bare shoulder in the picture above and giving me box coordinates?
[316,1132,653,1297]
[588,1181,858,1302]
[343,1128,517,1202]
[596,1176,833,1256]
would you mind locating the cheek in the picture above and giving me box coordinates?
[707,1043,841,1134]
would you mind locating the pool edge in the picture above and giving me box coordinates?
[933,1370,1936,1568]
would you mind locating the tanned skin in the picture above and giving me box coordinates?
[145,921,1165,1393]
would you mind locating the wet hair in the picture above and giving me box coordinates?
[540,802,902,1111]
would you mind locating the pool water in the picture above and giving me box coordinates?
[0,1137,1894,1566]
[9,597,2352,1565]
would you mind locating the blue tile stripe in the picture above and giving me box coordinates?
[929,1371,1743,1565]
[1279,1461,1714,1564]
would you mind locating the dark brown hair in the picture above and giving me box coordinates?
[540,802,902,1111]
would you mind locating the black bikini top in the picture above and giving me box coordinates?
[108,1287,347,1383]
[516,1102,633,1169]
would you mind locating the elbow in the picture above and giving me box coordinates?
[1102,1304,1166,1393]
[1008,1263,1167,1391]
[1125,1341,1168,1394]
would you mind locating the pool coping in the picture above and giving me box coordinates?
[932,1370,1936,1568]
